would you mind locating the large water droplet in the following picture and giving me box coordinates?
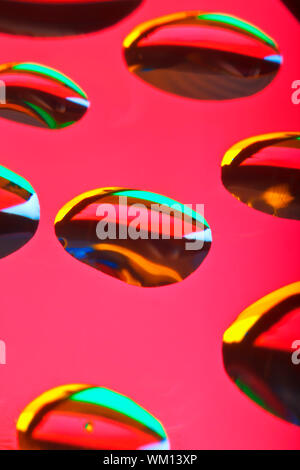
[123,11,282,100]
[0,62,89,128]
[281,1,300,21]
[17,384,170,450]
[0,0,142,36]
[54,187,212,287]
[221,132,300,220]
[223,282,300,426]
[0,165,39,258]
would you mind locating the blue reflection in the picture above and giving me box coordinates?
[264,54,283,64]
[2,193,40,220]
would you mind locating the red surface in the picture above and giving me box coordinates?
[0,0,300,450]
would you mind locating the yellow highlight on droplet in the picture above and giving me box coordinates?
[17,384,87,432]
[54,188,121,224]
[123,11,195,48]
[223,282,300,344]
[221,132,299,167]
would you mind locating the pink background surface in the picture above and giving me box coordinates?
[0,0,300,450]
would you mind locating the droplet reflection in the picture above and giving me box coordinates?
[223,282,300,426]
[0,164,39,258]
[221,132,300,220]
[0,62,89,129]
[54,187,212,287]
[124,11,281,100]
[17,384,170,450]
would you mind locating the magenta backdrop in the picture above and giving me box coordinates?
[0,0,300,450]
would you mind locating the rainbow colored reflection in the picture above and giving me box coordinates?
[223,282,300,426]
[0,0,142,36]
[0,165,39,258]
[221,132,300,220]
[54,187,212,287]
[123,12,281,100]
[0,62,89,129]
[17,384,170,450]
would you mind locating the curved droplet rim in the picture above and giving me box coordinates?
[123,11,279,52]
[0,62,89,129]
[0,62,88,99]
[54,187,210,230]
[221,132,300,168]
[223,281,300,344]
[0,164,35,195]
[16,384,87,433]
[0,164,40,221]
[17,384,169,446]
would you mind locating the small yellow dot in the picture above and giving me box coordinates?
[84,422,93,433]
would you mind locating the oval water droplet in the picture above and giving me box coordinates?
[17,384,170,450]
[0,165,39,258]
[123,12,282,100]
[281,1,300,21]
[223,282,300,426]
[54,187,212,287]
[0,0,143,36]
[0,62,89,129]
[221,132,300,220]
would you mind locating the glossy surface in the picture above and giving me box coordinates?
[124,11,281,100]
[54,187,212,287]
[221,132,300,220]
[1,0,300,451]
[281,1,300,21]
[0,0,142,36]
[0,62,89,129]
[17,384,170,450]
[223,282,300,426]
[0,165,39,258]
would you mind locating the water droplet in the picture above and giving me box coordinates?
[0,0,143,36]
[281,1,300,21]
[54,187,212,287]
[123,11,281,100]
[221,132,300,220]
[0,62,89,129]
[0,165,39,258]
[17,384,170,450]
[223,282,300,426]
